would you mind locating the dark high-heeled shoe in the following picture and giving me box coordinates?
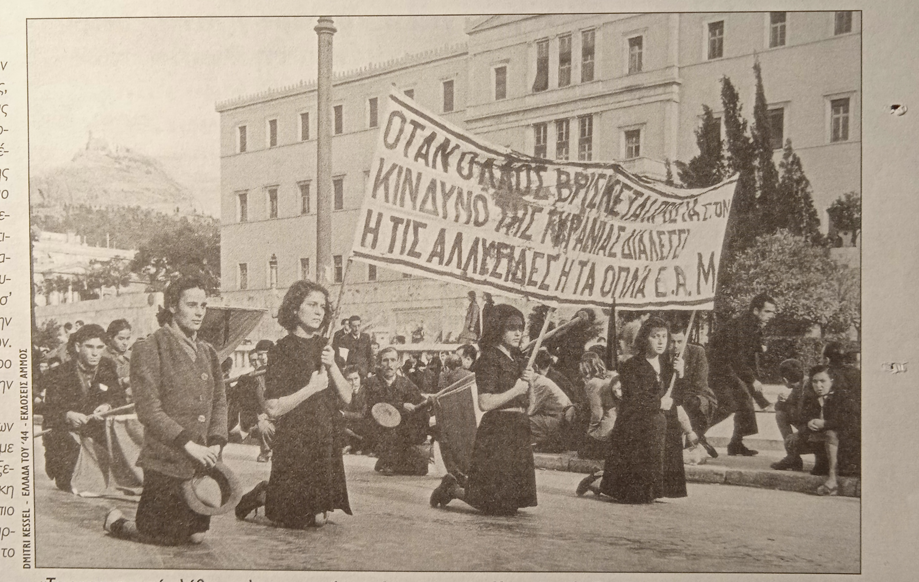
[430,473,458,508]
[235,480,268,520]
[576,470,602,496]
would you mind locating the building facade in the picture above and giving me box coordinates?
[217,12,860,342]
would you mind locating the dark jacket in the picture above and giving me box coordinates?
[338,332,374,378]
[131,326,228,480]
[708,311,764,388]
[43,358,126,484]
[799,389,859,436]
[43,358,126,431]
[672,343,716,407]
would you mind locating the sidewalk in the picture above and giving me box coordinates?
[533,405,860,498]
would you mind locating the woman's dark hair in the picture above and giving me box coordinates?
[342,364,360,377]
[822,341,847,366]
[633,316,670,357]
[533,349,553,371]
[457,344,478,362]
[809,364,832,379]
[443,354,463,371]
[480,304,525,349]
[157,276,207,326]
[67,323,108,356]
[277,279,331,333]
[106,319,131,339]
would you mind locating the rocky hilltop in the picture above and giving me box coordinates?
[31,134,199,216]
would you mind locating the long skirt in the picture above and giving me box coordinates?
[136,469,210,545]
[599,409,686,503]
[464,411,537,515]
[265,424,352,529]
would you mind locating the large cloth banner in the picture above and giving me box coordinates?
[352,91,738,309]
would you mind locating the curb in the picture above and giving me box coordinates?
[533,453,860,498]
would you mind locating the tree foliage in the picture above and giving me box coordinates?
[827,191,861,241]
[751,60,781,234]
[675,105,726,188]
[775,140,822,243]
[717,230,859,336]
[130,222,221,294]
[32,318,62,351]
[720,75,760,251]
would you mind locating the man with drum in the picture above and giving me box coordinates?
[364,346,431,475]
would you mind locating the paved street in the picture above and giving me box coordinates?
[34,444,860,573]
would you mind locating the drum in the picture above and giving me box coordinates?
[371,402,402,428]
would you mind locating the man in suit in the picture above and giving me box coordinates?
[43,324,127,492]
[332,318,352,366]
[670,326,718,457]
[104,276,228,545]
[707,293,777,456]
[364,347,431,475]
[340,315,374,378]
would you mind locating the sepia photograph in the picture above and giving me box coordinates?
[26,10,862,573]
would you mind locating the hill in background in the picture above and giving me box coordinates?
[30,133,200,216]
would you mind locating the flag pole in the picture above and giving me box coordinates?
[526,305,556,370]
[325,257,354,341]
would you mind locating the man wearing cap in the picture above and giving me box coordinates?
[236,340,274,462]
[364,346,431,475]
[104,276,229,545]
[42,324,127,492]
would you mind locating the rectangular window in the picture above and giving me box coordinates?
[831,98,850,142]
[334,105,343,135]
[268,256,278,288]
[442,80,454,113]
[578,115,593,161]
[333,177,344,211]
[267,187,278,219]
[238,263,248,290]
[555,119,570,161]
[581,29,595,82]
[494,66,507,100]
[368,97,378,129]
[237,192,248,223]
[708,21,724,60]
[534,123,548,158]
[334,255,343,284]
[267,118,278,148]
[558,34,572,87]
[237,125,247,153]
[300,112,309,141]
[368,264,377,281]
[299,182,310,215]
[628,36,643,74]
[404,89,414,100]
[533,39,549,92]
[402,272,412,279]
[768,108,785,150]
[300,258,310,281]
[770,12,787,48]
[835,11,853,35]
[625,129,641,159]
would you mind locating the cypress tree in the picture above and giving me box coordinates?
[675,105,725,188]
[776,139,822,243]
[720,75,759,250]
[751,59,781,233]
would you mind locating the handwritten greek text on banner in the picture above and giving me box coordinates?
[351,91,738,310]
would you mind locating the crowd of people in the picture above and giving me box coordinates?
[32,276,861,545]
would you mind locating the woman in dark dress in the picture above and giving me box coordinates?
[577,317,687,503]
[236,280,353,528]
[430,304,537,516]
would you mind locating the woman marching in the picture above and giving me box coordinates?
[235,280,353,528]
[577,316,687,503]
[430,304,538,516]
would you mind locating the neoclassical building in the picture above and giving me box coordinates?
[217,12,860,342]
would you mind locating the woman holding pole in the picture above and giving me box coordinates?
[430,304,538,516]
[578,316,687,503]
[235,280,353,528]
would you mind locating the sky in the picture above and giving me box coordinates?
[27,16,470,215]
